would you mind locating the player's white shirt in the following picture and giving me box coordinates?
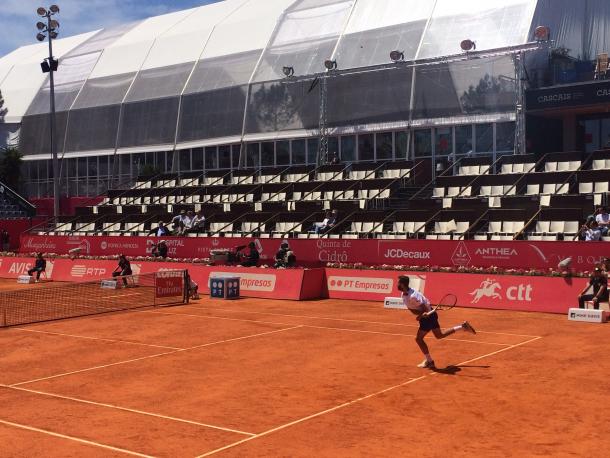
[401,288,432,313]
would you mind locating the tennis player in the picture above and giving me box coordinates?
[397,275,476,369]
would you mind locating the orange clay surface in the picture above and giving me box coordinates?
[0,277,608,457]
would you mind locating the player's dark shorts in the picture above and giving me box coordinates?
[419,311,440,332]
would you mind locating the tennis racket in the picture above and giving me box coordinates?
[431,293,457,312]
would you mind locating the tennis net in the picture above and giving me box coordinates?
[0,270,189,328]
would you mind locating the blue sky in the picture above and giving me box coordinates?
[0,0,220,58]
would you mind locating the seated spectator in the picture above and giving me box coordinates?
[171,210,188,235]
[578,267,608,309]
[27,252,46,282]
[152,240,168,258]
[312,211,332,234]
[184,211,195,232]
[149,221,170,237]
[595,207,610,236]
[240,241,260,267]
[112,254,133,287]
[329,152,340,165]
[580,221,602,241]
[325,209,339,233]
[274,242,296,268]
[189,210,206,233]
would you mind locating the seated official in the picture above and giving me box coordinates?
[578,267,608,310]
[112,254,133,287]
[27,252,46,282]
[274,242,296,268]
[240,242,260,267]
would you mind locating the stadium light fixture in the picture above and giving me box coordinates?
[324,59,337,71]
[390,50,405,62]
[35,5,61,222]
[282,66,295,77]
[460,39,476,52]
[534,25,550,42]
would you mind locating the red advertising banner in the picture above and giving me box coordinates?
[325,268,587,314]
[19,234,610,272]
[155,274,184,298]
[0,256,324,301]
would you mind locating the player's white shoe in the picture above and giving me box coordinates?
[462,321,476,334]
[417,359,435,369]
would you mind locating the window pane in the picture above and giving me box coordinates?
[192,147,204,171]
[261,142,274,166]
[99,156,109,176]
[120,154,131,176]
[47,160,54,179]
[132,154,145,175]
[413,130,432,157]
[358,134,374,161]
[219,145,231,169]
[475,123,493,153]
[166,151,175,172]
[77,158,87,178]
[155,151,165,172]
[496,122,515,152]
[276,141,290,166]
[328,137,339,163]
[179,150,191,172]
[307,138,318,165]
[231,144,241,169]
[455,125,473,155]
[88,157,98,177]
[246,143,260,169]
[376,132,392,160]
[435,127,452,156]
[292,139,306,164]
[341,136,356,162]
[205,146,218,170]
[145,152,155,165]
[395,131,408,159]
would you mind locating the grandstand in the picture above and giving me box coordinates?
[0,0,610,245]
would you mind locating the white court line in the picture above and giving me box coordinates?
[144,309,515,347]
[11,326,303,387]
[0,418,152,457]
[0,384,255,437]
[303,324,509,347]
[13,328,183,350]
[195,335,543,457]
[179,304,541,338]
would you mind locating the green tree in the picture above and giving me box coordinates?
[0,89,7,121]
[0,147,23,191]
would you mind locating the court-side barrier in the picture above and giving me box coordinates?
[0,257,324,301]
[20,234,608,272]
[1,257,588,313]
[325,268,588,314]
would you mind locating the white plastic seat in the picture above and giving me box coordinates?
[595,182,609,193]
[580,182,594,194]
[489,221,502,233]
[286,173,309,183]
[491,185,504,196]
[479,186,491,196]
[549,221,565,233]
[544,162,558,172]
[564,221,579,235]
[536,221,551,233]
[526,184,540,195]
[433,187,445,198]
[542,183,556,194]
[501,164,513,174]
[447,187,460,197]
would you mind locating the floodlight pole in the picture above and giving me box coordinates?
[317,73,329,166]
[45,13,60,221]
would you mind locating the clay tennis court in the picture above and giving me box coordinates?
[0,278,607,457]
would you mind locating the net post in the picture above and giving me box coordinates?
[184,269,190,305]
[153,271,157,307]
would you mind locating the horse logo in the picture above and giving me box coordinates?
[469,279,502,303]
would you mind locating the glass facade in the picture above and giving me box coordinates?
[23,121,515,197]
